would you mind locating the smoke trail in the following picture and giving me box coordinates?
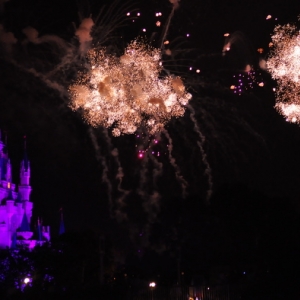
[22,27,71,48]
[159,0,181,49]
[147,153,163,221]
[21,26,79,82]
[137,154,149,201]
[1,25,76,99]
[0,0,9,15]
[169,0,180,9]
[138,154,162,249]
[162,128,188,197]
[75,18,94,54]
[5,54,69,101]
[102,128,129,221]
[88,127,113,215]
[159,6,175,49]
[23,67,68,99]
[148,152,163,189]
[188,104,213,203]
[144,190,161,223]
[0,24,17,46]
[111,147,130,222]
[137,155,156,224]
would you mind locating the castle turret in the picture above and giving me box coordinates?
[37,218,42,241]
[17,212,33,240]
[19,137,32,201]
[6,159,12,184]
[3,189,15,249]
[5,189,14,214]
[59,210,65,235]
[0,133,8,181]
[0,130,4,153]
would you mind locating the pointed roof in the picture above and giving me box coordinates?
[15,192,22,204]
[37,219,43,241]
[11,232,17,249]
[59,210,65,235]
[2,188,14,204]
[6,188,14,201]
[19,212,31,232]
[22,136,29,171]
[59,220,65,235]
[2,131,7,154]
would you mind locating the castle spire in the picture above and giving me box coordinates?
[20,212,30,232]
[59,208,65,235]
[1,130,8,155]
[23,135,29,171]
[37,218,43,241]
[0,129,5,152]
[0,130,8,181]
[19,135,31,201]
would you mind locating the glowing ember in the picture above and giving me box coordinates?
[257,48,264,53]
[69,40,192,136]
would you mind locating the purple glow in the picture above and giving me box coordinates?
[0,137,50,250]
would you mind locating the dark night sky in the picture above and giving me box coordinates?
[1,0,300,254]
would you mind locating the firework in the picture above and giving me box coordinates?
[267,24,300,123]
[230,68,264,95]
[69,40,192,136]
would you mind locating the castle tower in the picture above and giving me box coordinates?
[0,132,3,183]
[0,130,4,152]
[19,137,32,202]
[6,159,12,184]
[0,132,8,182]
[59,209,65,235]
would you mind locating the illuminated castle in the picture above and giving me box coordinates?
[0,134,50,249]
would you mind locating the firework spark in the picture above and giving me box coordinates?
[69,40,191,136]
[267,23,300,123]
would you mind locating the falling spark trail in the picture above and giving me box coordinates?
[20,26,78,87]
[9,58,69,99]
[147,153,162,222]
[159,6,175,49]
[140,154,161,247]
[188,104,213,203]
[102,128,129,221]
[162,128,188,197]
[88,127,113,214]
[148,152,163,189]
[45,44,76,78]
[137,154,149,201]
[143,191,161,224]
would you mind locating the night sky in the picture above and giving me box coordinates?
[1,0,300,267]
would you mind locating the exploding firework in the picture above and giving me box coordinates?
[229,68,264,95]
[69,40,192,136]
[267,23,300,123]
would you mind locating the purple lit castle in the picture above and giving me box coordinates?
[0,134,50,249]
